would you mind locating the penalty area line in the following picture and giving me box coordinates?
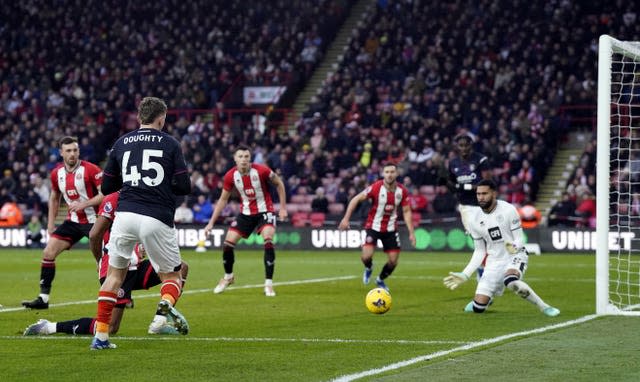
[331,314,599,382]
[0,275,357,313]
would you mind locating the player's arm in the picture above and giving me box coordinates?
[479,155,493,181]
[204,189,231,236]
[68,188,104,213]
[101,153,122,195]
[505,206,526,254]
[338,191,367,230]
[171,145,191,195]
[171,170,191,195]
[89,215,112,263]
[269,172,288,221]
[505,227,526,254]
[444,237,486,290]
[47,188,62,234]
[401,204,416,247]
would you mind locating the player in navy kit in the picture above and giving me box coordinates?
[90,97,191,350]
[23,192,189,337]
[446,133,493,280]
[447,134,492,219]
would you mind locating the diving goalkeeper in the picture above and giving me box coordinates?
[443,179,560,316]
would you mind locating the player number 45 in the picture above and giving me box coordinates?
[122,149,165,187]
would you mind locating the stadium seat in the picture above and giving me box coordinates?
[411,212,421,227]
[328,203,345,215]
[291,212,309,227]
[309,212,326,227]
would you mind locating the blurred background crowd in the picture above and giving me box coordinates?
[1,0,637,230]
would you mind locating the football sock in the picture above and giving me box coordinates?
[362,258,373,269]
[264,239,275,279]
[472,299,489,313]
[40,259,55,295]
[95,291,117,340]
[160,280,181,306]
[379,262,396,280]
[507,280,548,310]
[222,241,235,274]
[58,318,94,335]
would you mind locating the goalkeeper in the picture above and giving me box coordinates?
[443,179,560,316]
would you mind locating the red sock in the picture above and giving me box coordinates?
[95,291,117,333]
[160,280,181,306]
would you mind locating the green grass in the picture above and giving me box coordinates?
[0,249,638,381]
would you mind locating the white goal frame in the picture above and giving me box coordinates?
[596,34,640,315]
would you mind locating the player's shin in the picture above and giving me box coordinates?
[94,291,117,340]
[222,241,235,274]
[160,279,182,306]
[264,238,275,279]
[504,277,548,310]
[39,259,56,298]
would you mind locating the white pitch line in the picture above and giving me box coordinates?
[0,275,356,313]
[331,314,599,382]
[3,335,466,346]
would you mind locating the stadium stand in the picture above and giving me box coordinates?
[0,1,637,227]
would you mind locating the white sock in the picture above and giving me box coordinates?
[95,332,109,341]
[47,322,57,334]
[508,280,549,310]
[265,279,273,286]
[224,273,234,280]
[39,294,49,303]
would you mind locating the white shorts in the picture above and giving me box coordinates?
[458,204,479,232]
[476,253,529,298]
[108,211,182,274]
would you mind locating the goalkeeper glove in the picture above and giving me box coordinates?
[505,242,528,255]
[443,272,469,290]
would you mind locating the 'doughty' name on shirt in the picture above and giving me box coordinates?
[123,135,164,145]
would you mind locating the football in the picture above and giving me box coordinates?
[365,288,392,314]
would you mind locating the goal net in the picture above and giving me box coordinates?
[596,35,640,315]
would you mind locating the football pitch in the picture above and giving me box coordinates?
[1,248,638,381]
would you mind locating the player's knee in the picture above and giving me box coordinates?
[223,241,235,252]
[503,274,519,287]
[42,246,58,260]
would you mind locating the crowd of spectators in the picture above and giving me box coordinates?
[0,0,353,225]
[1,0,638,229]
[292,0,637,223]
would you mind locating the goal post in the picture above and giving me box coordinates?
[596,35,640,315]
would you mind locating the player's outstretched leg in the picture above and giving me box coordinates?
[504,275,560,317]
[23,319,53,335]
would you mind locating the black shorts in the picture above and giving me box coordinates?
[230,212,277,238]
[51,221,92,245]
[100,260,161,307]
[364,229,401,252]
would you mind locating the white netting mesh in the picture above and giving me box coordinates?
[608,41,640,311]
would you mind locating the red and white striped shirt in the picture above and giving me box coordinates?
[363,180,409,232]
[50,160,102,224]
[223,163,274,215]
